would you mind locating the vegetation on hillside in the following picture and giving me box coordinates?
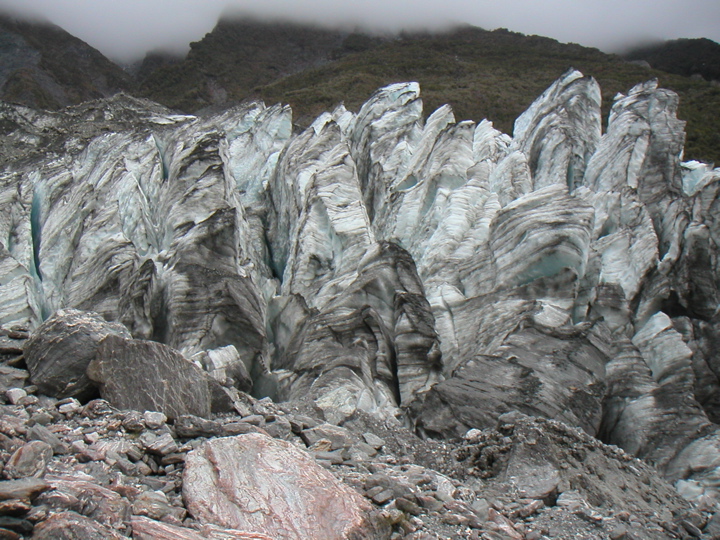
[140,22,720,164]
[624,37,720,82]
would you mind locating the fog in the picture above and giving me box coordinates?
[0,0,718,62]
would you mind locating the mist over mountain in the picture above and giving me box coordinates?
[0,11,719,163]
[0,13,133,110]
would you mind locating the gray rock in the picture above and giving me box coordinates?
[4,441,53,478]
[87,335,211,419]
[0,478,50,501]
[23,309,130,399]
[300,423,355,450]
[174,415,223,438]
[143,411,167,430]
[30,511,124,540]
[193,345,253,393]
[26,424,69,455]
[0,369,27,395]
[4,389,25,406]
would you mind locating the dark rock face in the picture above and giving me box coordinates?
[23,309,130,399]
[87,335,211,419]
[0,15,133,110]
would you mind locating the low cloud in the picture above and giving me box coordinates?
[0,0,718,62]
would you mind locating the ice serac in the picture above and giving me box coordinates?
[349,82,423,222]
[274,241,442,417]
[4,70,720,505]
[511,69,601,191]
[411,319,606,439]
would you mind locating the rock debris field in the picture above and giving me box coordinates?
[1,69,720,538]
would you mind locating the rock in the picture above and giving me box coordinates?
[121,411,145,432]
[363,432,385,449]
[87,335,211,419]
[0,527,21,540]
[4,441,53,478]
[174,415,223,438]
[143,433,179,456]
[183,433,382,539]
[300,423,355,450]
[130,516,273,540]
[26,424,68,454]
[0,369,27,396]
[30,511,124,539]
[143,411,167,430]
[4,389,25,406]
[131,490,184,521]
[0,478,50,501]
[23,309,131,399]
[0,518,31,537]
[0,499,31,516]
[193,345,253,393]
[37,478,130,529]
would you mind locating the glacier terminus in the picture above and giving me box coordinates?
[2,68,720,507]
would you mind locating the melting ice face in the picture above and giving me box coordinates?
[2,71,720,503]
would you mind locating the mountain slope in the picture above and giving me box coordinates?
[138,18,378,112]
[140,21,720,164]
[624,37,720,82]
[0,13,133,109]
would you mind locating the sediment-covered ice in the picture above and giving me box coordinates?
[2,70,720,502]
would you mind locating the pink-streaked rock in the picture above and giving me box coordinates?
[183,433,382,540]
[131,516,272,540]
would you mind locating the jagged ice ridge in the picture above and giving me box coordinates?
[2,69,720,504]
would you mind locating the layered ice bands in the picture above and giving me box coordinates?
[2,70,720,502]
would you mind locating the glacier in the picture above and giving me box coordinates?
[2,69,720,503]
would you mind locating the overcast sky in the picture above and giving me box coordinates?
[1,0,718,63]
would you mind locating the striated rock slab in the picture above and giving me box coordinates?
[87,335,211,419]
[23,309,130,399]
[183,433,382,539]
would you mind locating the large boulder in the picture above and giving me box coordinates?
[87,335,211,419]
[183,432,386,540]
[24,309,130,399]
